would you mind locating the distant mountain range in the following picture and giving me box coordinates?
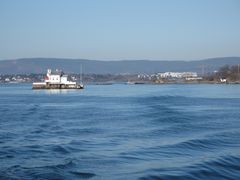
[0,57,240,75]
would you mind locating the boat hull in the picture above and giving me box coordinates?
[32,83,84,89]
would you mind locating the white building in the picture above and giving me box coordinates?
[157,72,198,79]
[45,69,77,86]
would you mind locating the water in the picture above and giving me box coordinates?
[0,83,240,179]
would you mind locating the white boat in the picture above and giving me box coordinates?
[32,69,84,89]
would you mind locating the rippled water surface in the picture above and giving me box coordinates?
[0,84,240,179]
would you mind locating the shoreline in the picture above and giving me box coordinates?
[1,81,240,85]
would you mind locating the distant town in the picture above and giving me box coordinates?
[0,64,239,84]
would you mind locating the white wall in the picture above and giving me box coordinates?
[46,75,61,83]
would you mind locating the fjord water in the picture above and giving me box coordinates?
[0,84,240,179]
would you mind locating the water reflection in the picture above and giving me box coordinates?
[48,89,84,94]
[34,89,83,94]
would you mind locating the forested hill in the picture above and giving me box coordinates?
[0,57,240,74]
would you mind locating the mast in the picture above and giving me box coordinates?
[238,64,239,82]
[80,64,83,84]
[202,64,205,77]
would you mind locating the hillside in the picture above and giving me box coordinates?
[0,57,240,75]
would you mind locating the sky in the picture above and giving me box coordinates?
[0,0,240,60]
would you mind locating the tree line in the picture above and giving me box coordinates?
[207,64,240,82]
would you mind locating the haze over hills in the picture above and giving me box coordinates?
[0,57,240,75]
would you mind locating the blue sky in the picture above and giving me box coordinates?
[0,0,240,60]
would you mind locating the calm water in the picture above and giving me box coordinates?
[0,84,240,179]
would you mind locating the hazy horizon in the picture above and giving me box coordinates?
[1,0,240,60]
[1,56,240,62]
